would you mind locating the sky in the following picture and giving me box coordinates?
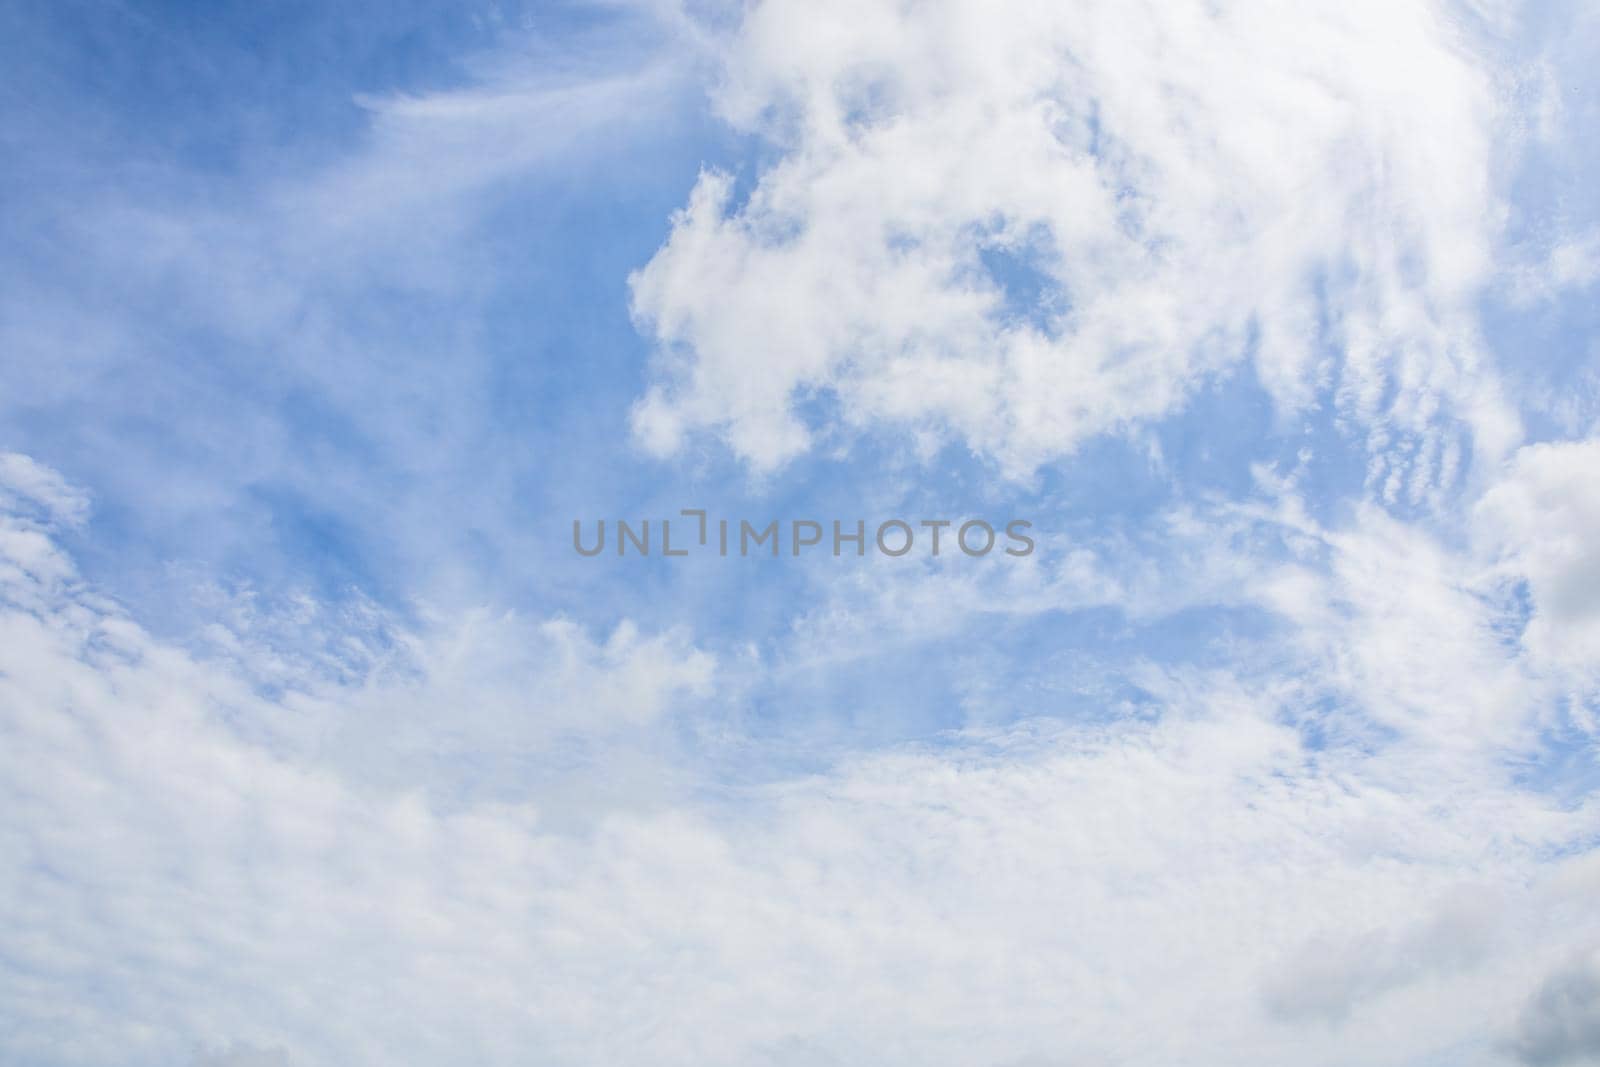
[2,1,1600,1064]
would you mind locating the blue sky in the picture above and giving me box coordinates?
[2,2,1600,1065]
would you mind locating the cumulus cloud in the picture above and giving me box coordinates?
[630,0,1520,481]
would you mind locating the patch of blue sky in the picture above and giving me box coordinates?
[978,238,1067,336]
[1509,706,1600,809]
[0,0,535,182]
[1478,4,1600,444]
[0,0,758,636]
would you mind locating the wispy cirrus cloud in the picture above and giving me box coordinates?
[0,0,713,630]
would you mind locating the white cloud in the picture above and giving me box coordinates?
[4,0,1596,1059]
[768,457,1569,759]
[2,460,1597,1066]
[1507,231,1600,308]
[310,611,717,806]
[1477,438,1600,671]
[0,451,91,527]
[1251,497,1542,754]
[631,0,1522,481]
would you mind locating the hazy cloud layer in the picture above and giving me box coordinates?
[2,445,1596,1065]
